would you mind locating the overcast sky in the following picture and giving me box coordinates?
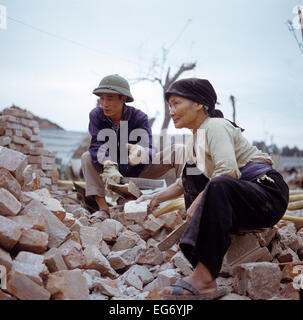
[0,0,302,149]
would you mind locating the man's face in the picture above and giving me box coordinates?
[99,93,126,119]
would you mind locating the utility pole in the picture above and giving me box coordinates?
[230,95,236,123]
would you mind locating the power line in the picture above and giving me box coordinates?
[6,16,144,67]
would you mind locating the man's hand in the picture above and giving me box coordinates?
[136,194,160,215]
[127,143,148,166]
[102,160,123,184]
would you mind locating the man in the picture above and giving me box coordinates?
[81,74,183,216]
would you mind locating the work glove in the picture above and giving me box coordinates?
[101,160,123,184]
[127,143,148,166]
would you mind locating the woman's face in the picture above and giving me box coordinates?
[168,94,205,130]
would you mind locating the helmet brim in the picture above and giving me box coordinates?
[93,86,134,102]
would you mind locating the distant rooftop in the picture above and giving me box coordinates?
[39,129,87,165]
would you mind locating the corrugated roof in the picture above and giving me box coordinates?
[39,129,87,165]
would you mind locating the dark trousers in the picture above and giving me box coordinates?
[179,163,289,278]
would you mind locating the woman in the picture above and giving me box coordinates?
[137,78,289,299]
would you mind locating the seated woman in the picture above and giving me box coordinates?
[137,78,289,299]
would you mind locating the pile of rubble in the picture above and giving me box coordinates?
[0,106,59,189]
[0,142,303,300]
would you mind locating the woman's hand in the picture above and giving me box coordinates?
[136,194,160,215]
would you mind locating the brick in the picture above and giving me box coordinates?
[30,188,66,221]
[0,188,21,216]
[128,224,151,241]
[123,265,154,288]
[138,246,163,265]
[0,114,21,124]
[0,247,13,271]
[100,241,110,257]
[220,233,264,275]
[277,248,300,263]
[91,278,122,297]
[107,246,144,270]
[11,260,46,286]
[11,135,29,146]
[21,126,32,140]
[124,200,149,224]
[141,214,165,235]
[43,248,68,272]
[58,239,87,269]
[157,269,180,290]
[99,219,124,241]
[0,146,28,183]
[2,107,34,120]
[157,210,184,231]
[16,229,49,254]
[6,271,50,300]
[0,136,11,146]
[80,226,103,249]
[281,263,303,282]
[46,269,89,300]
[83,246,118,279]
[20,118,38,129]
[21,200,70,248]
[256,227,277,247]
[0,215,22,250]
[171,251,193,276]
[233,262,282,300]
[277,228,300,252]
[0,168,21,200]
[9,213,46,231]
[111,230,142,251]
[28,155,55,165]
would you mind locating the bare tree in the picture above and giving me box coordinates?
[287,6,303,54]
[131,47,196,131]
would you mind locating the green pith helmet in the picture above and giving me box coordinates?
[93,74,134,102]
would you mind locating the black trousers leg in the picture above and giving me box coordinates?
[179,169,289,278]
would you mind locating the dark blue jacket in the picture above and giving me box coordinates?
[88,104,153,177]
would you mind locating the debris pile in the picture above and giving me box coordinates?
[0,106,59,189]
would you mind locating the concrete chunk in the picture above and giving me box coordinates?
[16,229,48,254]
[93,278,122,297]
[157,269,180,290]
[111,230,142,251]
[46,269,89,300]
[233,262,282,300]
[0,168,21,200]
[58,239,87,270]
[141,214,165,235]
[124,200,149,224]
[99,219,124,241]
[9,213,46,231]
[7,271,51,300]
[171,251,193,276]
[0,188,21,216]
[138,246,163,265]
[43,248,68,272]
[0,247,13,271]
[80,226,103,249]
[0,146,28,183]
[11,260,47,286]
[0,215,22,250]
[83,245,118,279]
[107,246,144,270]
[21,200,70,248]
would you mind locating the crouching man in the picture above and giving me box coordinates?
[81,74,183,216]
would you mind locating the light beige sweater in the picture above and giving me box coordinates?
[177,117,272,187]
